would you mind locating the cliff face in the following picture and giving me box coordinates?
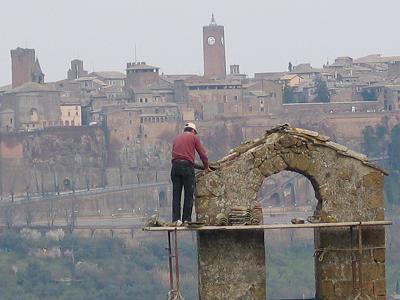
[0,127,107,197]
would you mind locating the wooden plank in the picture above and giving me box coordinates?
[142,220,392,232]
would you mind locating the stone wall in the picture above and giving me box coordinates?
[195,125,387,300]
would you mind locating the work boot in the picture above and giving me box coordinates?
[172,220,182,227]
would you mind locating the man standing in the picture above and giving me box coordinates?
[171,122,210,225]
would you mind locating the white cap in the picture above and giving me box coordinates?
[184,122,198,133]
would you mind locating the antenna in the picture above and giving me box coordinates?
[134,43,137,63]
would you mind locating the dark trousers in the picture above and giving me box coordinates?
[171,160,195,222]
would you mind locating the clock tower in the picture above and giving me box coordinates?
[203,14,226,78]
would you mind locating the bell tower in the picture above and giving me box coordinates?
[203,14,226,78]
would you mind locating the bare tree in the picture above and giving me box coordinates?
[4,206,14,229]
[25,203,34,226]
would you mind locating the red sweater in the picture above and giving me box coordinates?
[172,132,209,169]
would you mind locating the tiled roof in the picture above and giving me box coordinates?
[91,71,126,80]
[6,82,57,93]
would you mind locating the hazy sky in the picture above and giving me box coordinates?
[1,0,400,86]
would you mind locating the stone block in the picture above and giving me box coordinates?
[334,281,354,298]
[258,159,275,177]
[362,263,385,282]
[320,280,334,296]
[363,172,384,188]
[366,190,384,209]
[270,155,287,172]
[362,227,386,247]
[373,249,385,263]
[373,279,386,296]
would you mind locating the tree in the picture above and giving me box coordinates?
[388,124,400,171]
[283,86,295,103]
[361,89,377,101]
[314,79,330,103]
[375,124,388,157]
[288,62,293,72]
[362,126,380,157]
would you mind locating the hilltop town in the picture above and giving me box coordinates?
[1,13,400,300]
[1,15,399,201]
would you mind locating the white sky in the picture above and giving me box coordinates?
[1,0,400,86]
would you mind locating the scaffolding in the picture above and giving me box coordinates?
[143,220,392,299]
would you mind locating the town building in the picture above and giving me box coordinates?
[0,82,61,131]
[60,101,82,126]
[125,62,160,91]
[67,59,88,80]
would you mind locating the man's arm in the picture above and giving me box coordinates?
[194,136,209,170]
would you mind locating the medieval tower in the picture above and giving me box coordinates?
[203,14,226,78]
[11,47,44,88]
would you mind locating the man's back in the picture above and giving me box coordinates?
[172,132,208,167]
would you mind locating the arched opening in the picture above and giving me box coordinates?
[258,170,318,299]
[158,190,167,208]
[29,108,39,123]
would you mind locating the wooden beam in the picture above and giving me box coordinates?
[143,220,392,232]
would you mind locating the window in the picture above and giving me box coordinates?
[223,95,228,102]
[129,112,132,117]
[71,120,75,126]
[234,96,238,101]
[76,111,79,116]
[68,112,71,117]
[260,107,265,112]
[114,129,117,132]
[10,118,13,125]
[75,106,78,110]
[129,120,132,124]
[249,105,253,112]
[65,121,69,126]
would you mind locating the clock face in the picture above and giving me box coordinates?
[207,36,216,45]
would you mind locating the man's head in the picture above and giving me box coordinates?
[184,122,198,134]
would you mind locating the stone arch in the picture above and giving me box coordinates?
[195,125,387,300]
[29,108,39,123]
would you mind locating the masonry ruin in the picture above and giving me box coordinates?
[195,125,388,300]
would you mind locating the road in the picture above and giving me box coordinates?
[0,181,170,205]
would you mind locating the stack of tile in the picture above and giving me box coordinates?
[228,206,251,225]
[250,204,263,225]
[216,213,229,226]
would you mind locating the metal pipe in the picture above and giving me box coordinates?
[174,229,180,294]
[350,226,357,292]
[167,231,174,292]
[358,224,363,294]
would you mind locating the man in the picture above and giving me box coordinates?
[171,122,210,225]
